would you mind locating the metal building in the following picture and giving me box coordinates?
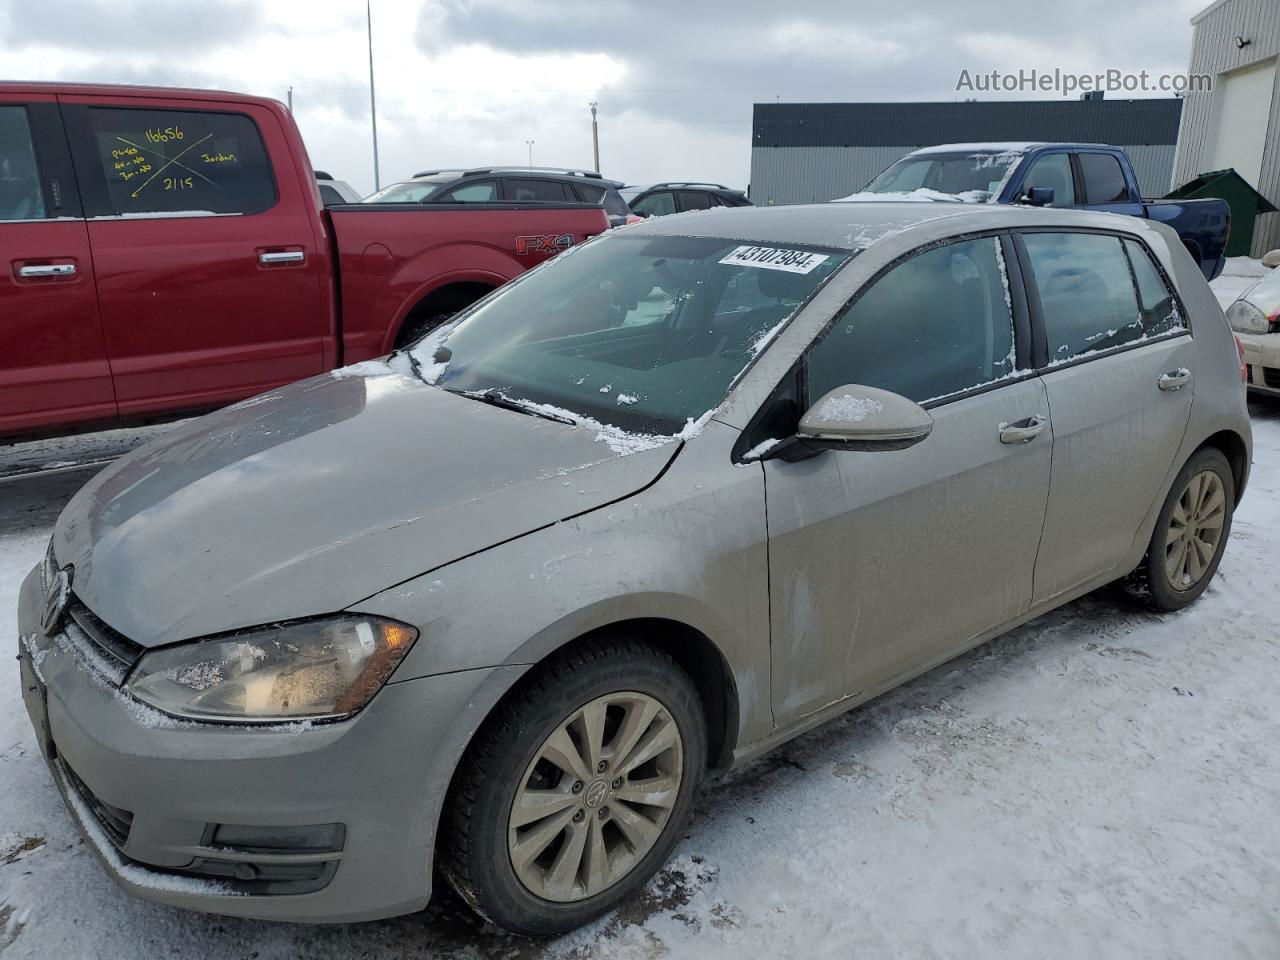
[1173,0,1280,257]
[750,98,1183,207]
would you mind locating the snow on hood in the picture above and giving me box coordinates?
[834,187,993,204]
[53,369,677,647]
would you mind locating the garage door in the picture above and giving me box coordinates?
[1208,57,1277,190]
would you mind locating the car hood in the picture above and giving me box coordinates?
[53,368,677,648]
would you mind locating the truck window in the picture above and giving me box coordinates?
[0,106,47,220]
[1079,153,1130,204]
[506,179,570,202]
[1021,153,1075,206]
[1023,232,1145,361]
[438,181,497,203]
[84,107,276,216]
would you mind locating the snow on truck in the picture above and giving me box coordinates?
[844,142,1231,282]
[0,82,611,441]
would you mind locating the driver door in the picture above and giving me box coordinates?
[763,234,1053,722]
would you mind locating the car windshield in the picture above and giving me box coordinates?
[410,234,849,437]
[363,179,449,203]
[863,152,1019,199]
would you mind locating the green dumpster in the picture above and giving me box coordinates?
[1165,169,1278,258]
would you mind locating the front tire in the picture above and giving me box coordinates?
[440,638,706,936]
[1126,447,1235,611]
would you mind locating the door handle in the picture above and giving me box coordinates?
[998,414,1048,445]
[259,250,306,265]
[1158,368,1192,391]
[17,263,76,278]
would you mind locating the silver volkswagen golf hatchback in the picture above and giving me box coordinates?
[18,203,1251,935]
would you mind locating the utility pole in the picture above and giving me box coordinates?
[589,101,599,173]
[287,86,293,113]
[367,0,381,190]
[525,139,535,167]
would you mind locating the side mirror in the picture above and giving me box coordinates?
[796,385,933,452]
[1021,186,1054,207]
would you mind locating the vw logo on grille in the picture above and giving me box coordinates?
[40,568,72,637]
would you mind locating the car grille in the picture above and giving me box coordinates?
[62,760,134,849]
[67,595,145,673]
[1264,366,1280,389]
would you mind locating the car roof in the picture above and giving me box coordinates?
[619,202,1165,251]
[410,167,625,188]
[624,182,744,194]
[0,80,277,109]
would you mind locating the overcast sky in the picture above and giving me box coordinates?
[0,0,1207,196]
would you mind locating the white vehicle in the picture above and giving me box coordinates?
[315,170,361,206]
[1225,265,1280,397]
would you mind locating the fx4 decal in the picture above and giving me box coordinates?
[516,234,574,256]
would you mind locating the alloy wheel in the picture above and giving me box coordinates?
[1164,470,1226,591]
[507,691,684,902]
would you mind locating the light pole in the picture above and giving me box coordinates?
[525,139,535,167]
[367,0,381,190]
[589,102,599,173]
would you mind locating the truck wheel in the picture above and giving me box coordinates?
[440,637,706,936]
[395,312,454,348]
[1125,447,1234,611]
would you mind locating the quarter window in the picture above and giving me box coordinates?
[1023,232,1146,361]
[86,107,275,216]
[1022,153,1075,206]
[0,106,47,220]
[806,236,1018,405]
[1079,153,1130,204]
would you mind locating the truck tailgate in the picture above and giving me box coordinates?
[329,203,611,362]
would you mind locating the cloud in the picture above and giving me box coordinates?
[0,0,264,53]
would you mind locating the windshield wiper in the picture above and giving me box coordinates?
[459,389,577,425]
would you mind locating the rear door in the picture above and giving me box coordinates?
[676,191,714,212]
[764,234,1052,721]
[1076,151,1143,216]
[1017,229,1194,602]
[60,94,329,417]
[0,94,115,437]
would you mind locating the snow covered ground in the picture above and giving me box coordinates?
[2,296,1279,958]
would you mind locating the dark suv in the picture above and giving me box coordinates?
[621,182,751,218]
[364,166,635,227]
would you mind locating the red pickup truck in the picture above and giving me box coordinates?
[0,82,610,441]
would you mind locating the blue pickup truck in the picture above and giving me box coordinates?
[848,142,1231,281]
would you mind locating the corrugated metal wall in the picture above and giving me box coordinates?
[1174,0,1280,256]
[750,144,1178,206]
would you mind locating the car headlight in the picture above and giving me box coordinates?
[124,616,418,723]
[1226,299,1271,335]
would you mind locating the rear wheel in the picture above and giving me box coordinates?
[440,638,706,936]
[1126,447,1234,611]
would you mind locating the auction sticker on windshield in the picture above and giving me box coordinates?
[719,245,830,274]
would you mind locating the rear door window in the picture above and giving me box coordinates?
[1023,232,1147,361]
[438,180,497,203]
[0,106,46,220]
[1123,238,1184,336]
[82,107,276,216]
[805,235,1018,404]
[677,191,714,211]
[1021,153,1075,206]
[1079,153,1130,204]
[505,178,570,202]
[631,191,676,217]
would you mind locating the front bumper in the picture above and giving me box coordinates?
[16,564,506,923]
[1238,331,1280,396]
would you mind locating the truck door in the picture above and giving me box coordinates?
[1075,152,1145,216]
[60,94,330,417]
[0,95,115,438]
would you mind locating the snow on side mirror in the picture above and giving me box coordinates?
[796,385,933,452]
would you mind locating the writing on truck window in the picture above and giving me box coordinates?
[88,107,276,216]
